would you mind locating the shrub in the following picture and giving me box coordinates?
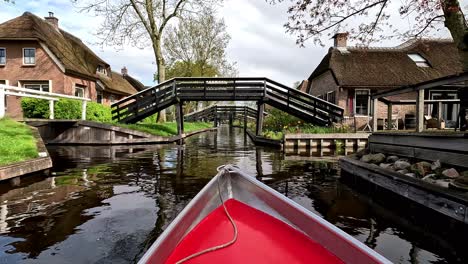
[21,98,49,118]
[55,99,82,119]
[263,108,301,132]
[86,102,112,123]
[21,97,113,122]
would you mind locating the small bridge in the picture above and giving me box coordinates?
[184,105,260,123]
[111,77,344,136]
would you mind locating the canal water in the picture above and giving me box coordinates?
[0,126,466,263]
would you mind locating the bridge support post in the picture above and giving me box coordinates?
[256,103,265,136]
[229,112,233,127]
[176,103,184,137]
[243,107,247,131]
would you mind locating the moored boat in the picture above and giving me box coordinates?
[139,165,391,264]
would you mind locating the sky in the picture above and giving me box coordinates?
[0,0,458,87]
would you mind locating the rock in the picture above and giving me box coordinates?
[386,155,399,163]
[360,154,373,163]
[450,176,468,191]
[442,168,460,179]
[410,161,432,177]
[422,174,436,182]
[405,173,416,178]
[379,163,393,170]
[431,160,441,171]
[354,148,369,159]
[433,179,451,188]
[397,169,409,174]
[394,160,411,170]
[361,153,386,164]
[372,153,386,164]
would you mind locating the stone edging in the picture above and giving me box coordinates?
[0,126,53,181]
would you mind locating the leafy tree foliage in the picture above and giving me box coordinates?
[270,0,468,69]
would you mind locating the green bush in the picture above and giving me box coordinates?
[263,108,301,132]
[86,102,112,122]
[21,98,49,118]
[21,98,112,122]
[55,99,82,119]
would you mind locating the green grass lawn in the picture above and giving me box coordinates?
[0,118,38,166]
[116,122,213,137]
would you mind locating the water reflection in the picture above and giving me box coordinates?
[0,126,465,263]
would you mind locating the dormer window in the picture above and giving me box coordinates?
[97,65,107,75]
[408,53,429,67]
[23,48,36,65]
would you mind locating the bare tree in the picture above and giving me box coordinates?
[73,0,220,121]
[270,0,468,70]
[163,9,237,78]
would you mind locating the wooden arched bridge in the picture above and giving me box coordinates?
[111,77,344,136]
[184,105,261,123]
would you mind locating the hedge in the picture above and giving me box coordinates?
[21,98,112,123]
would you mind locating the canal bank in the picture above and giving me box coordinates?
[0,126,466,263]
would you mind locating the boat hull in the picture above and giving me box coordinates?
[139,165,390,264]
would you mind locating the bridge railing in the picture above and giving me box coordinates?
[111,77,344,124]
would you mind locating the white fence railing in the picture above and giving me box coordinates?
[0,84,91,120]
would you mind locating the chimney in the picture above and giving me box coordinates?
[45,12,59,30]
[121,66,128,76]
[332,32,349,48]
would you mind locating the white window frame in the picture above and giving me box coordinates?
[22,81,50,92]
[326,91,336,104]
[23,47,36,65]
[74,84,86,98]
[0,48,6,65]
[96,65,107,75]
[428,90,459,122]
[354,89,370,116]
[407,53,430,67]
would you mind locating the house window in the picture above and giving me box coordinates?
[97,65,107,75]
[355,89,370,116]
[97,91,103,104]
[0,48,5,65]
[109,95,115,103]
[23,48,36,65]
[327,91,336,104]
[75,85,86,98]
[408,53,429,67]
[23,82,49,92]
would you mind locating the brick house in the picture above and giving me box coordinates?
[305,33,462,129]
[0,12,143,118]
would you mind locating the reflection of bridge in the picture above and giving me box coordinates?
[184,105,262,126]
[111,77,344,136]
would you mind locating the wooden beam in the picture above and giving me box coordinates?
[372,99,378,132]
[416,89,424,132]
[176,103,184,136]
[372,72,468,99]
[387,103,392,130]
[256,103,265,136]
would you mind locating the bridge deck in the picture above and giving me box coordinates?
[111,77,344,126]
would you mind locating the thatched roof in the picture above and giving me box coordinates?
[0,12,141,96]
[308,39,463,88]
[98,72,138,95]
[0,12,108,79]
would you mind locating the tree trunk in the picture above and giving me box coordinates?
[153,38,167,123]
[442,0,468,131]
[442,0,468,71]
